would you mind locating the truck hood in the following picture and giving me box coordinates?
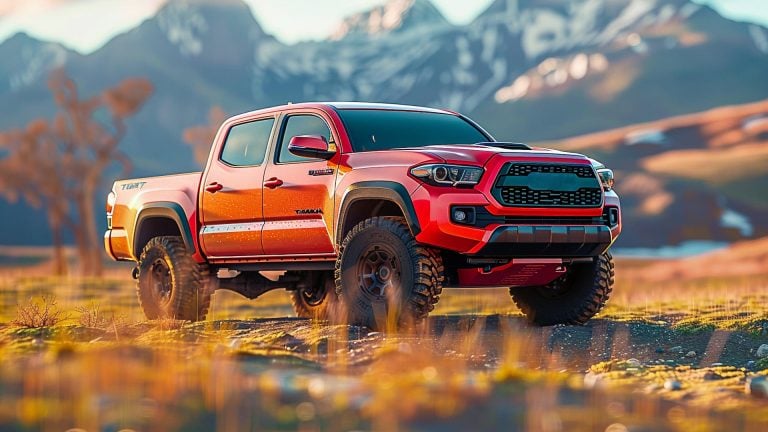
[394,143,587,166]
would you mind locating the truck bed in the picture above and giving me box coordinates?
[105,172,202,261]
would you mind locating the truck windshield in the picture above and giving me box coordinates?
[337,109,489,152]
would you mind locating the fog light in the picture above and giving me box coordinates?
[609,207,619,227]
[451,206,475,225]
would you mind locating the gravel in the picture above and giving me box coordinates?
[664,379,682,391]
[746,375,768,398]
[756,344,768,358]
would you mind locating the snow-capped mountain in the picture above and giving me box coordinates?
[1,0,768,246]
[330,0,451,40]
[0,33,74,94]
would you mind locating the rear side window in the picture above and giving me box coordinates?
[220,118,275,167]
[277,114,333,163]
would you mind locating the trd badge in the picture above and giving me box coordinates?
[308,168,334,176]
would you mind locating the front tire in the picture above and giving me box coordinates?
[510,252,614,326]
[136,236,212,321]
[334,217,443,331]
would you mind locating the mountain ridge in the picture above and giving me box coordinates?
[331,0,452,40]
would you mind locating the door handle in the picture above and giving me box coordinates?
[263,177,284,189]
[205,182,223,193]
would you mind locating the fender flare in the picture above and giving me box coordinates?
[132,202,195,257]
[336,181,420,245]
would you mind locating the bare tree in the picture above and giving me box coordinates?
[0,69,153,276]
[0,120,72,274]
[183,106,227,166]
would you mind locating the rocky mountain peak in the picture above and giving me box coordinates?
[330,0,450,40]
[0,32,71,93]
[154,0,265,57]
[473,0,707,60]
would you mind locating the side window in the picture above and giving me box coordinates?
[278,114,333,163]
[219,118,274,167]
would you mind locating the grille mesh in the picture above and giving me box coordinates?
[500,187,602,206]
[495,163,602,207]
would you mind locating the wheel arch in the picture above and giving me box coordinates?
[336,181,420,245]
[133,202,195,259]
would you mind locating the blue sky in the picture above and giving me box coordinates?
[0,0,766,53]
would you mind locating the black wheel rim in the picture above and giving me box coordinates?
[301,280,328,307]
[149,258,172,305]
[535,273,570,298]
[357,244,400,298]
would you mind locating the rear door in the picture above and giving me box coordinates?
[200,116,276,259]
[261,111,339,256]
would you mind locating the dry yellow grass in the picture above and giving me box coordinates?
[11,295,67,328]
[1,239,768,430]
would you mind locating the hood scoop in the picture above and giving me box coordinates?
[474,142,531,151]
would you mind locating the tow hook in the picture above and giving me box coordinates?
[555,265,568,273]
[131,266,140,280]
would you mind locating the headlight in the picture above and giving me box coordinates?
[410,164,483,186]
[589,158,614,191]
[596,168,614,191]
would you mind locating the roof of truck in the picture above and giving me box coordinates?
[226,102,458,125]
[325,102,452,114]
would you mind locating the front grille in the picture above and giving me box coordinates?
[494,163,603,208]
[499,187,603,207]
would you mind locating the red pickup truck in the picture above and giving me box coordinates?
[105,102,621,330]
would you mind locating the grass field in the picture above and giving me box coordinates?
[1,244,768,431]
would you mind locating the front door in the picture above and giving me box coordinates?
[200,116,276,259]
[261,112,338,256]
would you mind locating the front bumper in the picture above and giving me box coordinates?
[475,225,612,257]
[410,185,621,257]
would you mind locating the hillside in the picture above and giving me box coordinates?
[552,99,768,248]
[622,235,768,282]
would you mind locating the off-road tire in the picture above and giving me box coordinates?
[136,236,212,321]
[290,272,338,320]
[334,216,443,331]
[510,252,614,326]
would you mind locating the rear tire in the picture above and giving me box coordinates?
[509,252,614,326]
[334,216,443,331]
[290,273,338,320]
[136,236,212,321]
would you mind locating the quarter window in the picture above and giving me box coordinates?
[220,118,275,167]
[278,115,333,163]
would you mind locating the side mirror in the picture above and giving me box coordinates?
[288,135,336,160]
